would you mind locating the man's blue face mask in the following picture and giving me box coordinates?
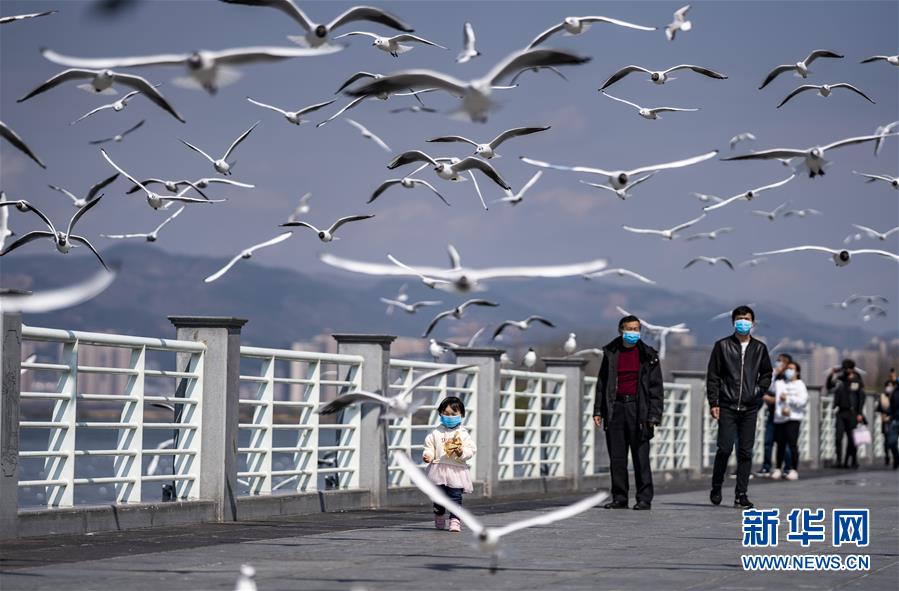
[734,319,753,335]
[440,414,462,428]
[622,331,640,346]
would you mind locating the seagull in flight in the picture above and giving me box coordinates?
[319,365,473,419]
[345,118,391,152]
[599,64,727,90]
[456,22,480,64]
[526,15,655,49]
[754,246,899,266]
[0,198,108,268]
[873,121,898,156]
[491,171,542,206]
[581,173,656,200]
[204,232,293,283]
[0,267,116,314]
[849,224,899,241]
[509,66,568,85]
[423,299,499,338]
[758,50,844,89]
[583,268,656,284]
[622,213,706,240]
[692,192,723,205]
[369,177,449,206]
[722,134,894,178]
[777,83,875,108]
[378,298,442,314]
[0,10,57,24]
[852,171,899,189]
[334,31,446,57]
[388,150,511,210]
[19,69,185,122]
[685,227,732,241]
[738,257,767,268]
[752,201,790,221]
[180,121,260,175]
[709,304,757,322]
[437,327,486,350]
[288,192,312,221]
[89,120,145,145]
[343,47,591,123]
[861,54,899,67]
[101,206,185,242]
[320,244,608,293]
[389,104,438,115]
[426,126,550,159]
[281,214,374,242]
[828,294,888,309]
[782,208,822,219]
[48,173,119,208]
[521,150,716,190]
[600,91,699,120]
[860,305,887,322]
[70,89,145,125]
[0,193,13,250]
[491,316,555,340]
[729,132,756,151]
[684,256,735,270]
[703,175,796,212]
[218,1,414,48]
[383,283,408,315]
[126,177,254,195]
[246,96,335,125]
[665,5,692,41]
[0,120,46,168]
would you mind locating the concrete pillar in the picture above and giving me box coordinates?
[452,347,503,496]
[169,316,246,522]
[672,370,707,476]
[806,386,822,469]
[0,312,22,540]
[543,357,588,487]
[332,334,395,508]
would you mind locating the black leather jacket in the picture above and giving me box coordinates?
[592,338,664,428]
[706,335,773,411]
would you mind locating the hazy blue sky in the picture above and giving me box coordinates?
[1,0,897,332]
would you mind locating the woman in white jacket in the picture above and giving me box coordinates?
[773,361,808,481]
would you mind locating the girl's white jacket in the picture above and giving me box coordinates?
[774,379,809,423]
[422,425,476,466]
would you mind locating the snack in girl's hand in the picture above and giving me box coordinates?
[444,431,464,457]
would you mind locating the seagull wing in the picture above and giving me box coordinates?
[629,150,718,176]
[426,135,478,146]
[210,45,342,65]
[822,133,891,152]
[389,150,438,169]
[601,92,641,110]
[319,252,450,279]
[204,255,244,283]
[328,5,413,32]
[296,98,337,115]
[86,173,120,201]
[622,226,663,236]
[852,171,890,182]
[831,83,875,104]
[0,266,116,314]
[721,149,807,161]
[391,34,446,49]
[280,221,319,233]
[329,214,375,234]
[599,65,651,90]
[0,10,58,24]
[517,171,543,197]
[0,231,55,256]
[411,179,450,206]
[702,194,743,212]
[368,179,401,203]
[665,64,727,79]
[491,322,514,340]
[684,258,702,268]
[67,235,109,270]
[48,185,80,204]
[720,258,735,270]
[179,139,216,163]
[758,64,795,90]
[66,194,103,237]
[219,0,314,31]
[0,120,47,168]
[345,70,468,98]
[484,47,591,86]
[525,22,565,49]
[860,55,890,64]
[318,391,393,415]
[317,96,367,127]
[245,232,293,255]
[670,213,707,234]
[114,72,185,122]
[492,491,609,538]
[805,49,843,64]
[335,71,379,94]
[520,156,612,176]
[41,48,190,69]
[777,85,819,108]
[247,97,288,115]
[154,205,186,233]
[423,310,454,338]
[524,315,555,327]
[489,126,550,149]
[454,158,511,190]
[17,69,94,102]
[471,258,608,281]
[579,16,656,30]
[851,249,899,262]
[754,246,838,256]
[459,298,499,311]
[224,121,260,159]
[402,364,476,400]
[754,174,796,193]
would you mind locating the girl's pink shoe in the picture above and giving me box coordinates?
[448,518,462,533]
[434,515,446,530]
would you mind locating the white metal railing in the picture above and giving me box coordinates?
[237,346,364,495]
[652,384,692,471]
[581,376,598,474]
[498,369,565,479]
[19,325,205,507]
[385,360,479,487]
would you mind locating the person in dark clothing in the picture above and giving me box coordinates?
[592,315,664,511]
[826,359,866,468]
[886,373,899,469]
[878,369,897,466]
[759,353,793,476]
[707,305,773,509]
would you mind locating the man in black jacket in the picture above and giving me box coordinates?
[826,359,866,468]
[592,315,664,510]
[707,305,773,509]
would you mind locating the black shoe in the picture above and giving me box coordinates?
[734,495,754,509]
[633,501,651,511]
[603,500,629,509]
[710,487,722,506]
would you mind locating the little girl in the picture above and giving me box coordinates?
[773,361,808,481]
[422,396,476,533]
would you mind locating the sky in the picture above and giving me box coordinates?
[1,0,897,334]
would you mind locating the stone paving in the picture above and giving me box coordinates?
[1,468,897,590]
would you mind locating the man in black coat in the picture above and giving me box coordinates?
[592,315,664,510]
[826,359,866,468]
[707,305,773,509]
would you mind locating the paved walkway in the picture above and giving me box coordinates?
[2,469,897,590]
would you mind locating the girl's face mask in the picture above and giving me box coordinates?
[440,414,462,428]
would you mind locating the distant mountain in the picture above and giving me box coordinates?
[0,244,887,351]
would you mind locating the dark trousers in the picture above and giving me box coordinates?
[712,406,758,495]
[763,407,791,471]
[433,485,463,519]
[774,421,801,471]
[887,420,899,468]
[605,399,653,504]
[835,410,858,467]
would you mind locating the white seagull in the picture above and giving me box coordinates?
[563,333,577,354]
[126,177,255,195]
[319,244,608,293]
[860,54,899,67]
[583,268,656,285]
[521,149,717,190]
[581,173,657,200]
[600,91,698,120]
[527,15,655,49]
[685,227,732,241]
[0,267,116,314]
[873,121,898,156]
[70,89,145,125]
[752,201,790,221]
[692,192,723,204]
[622,213,706,240]
[665,5,692,41]
[782,208,822,219]
[754,246,899,267]
[180,121,260,175]
[217,1,414,48]
[388,150,511,209]
[758,50,844,89]
[288,193,312,222]
[522,347,537,369]
[491,316,555,340]
[345,118,391,152]
[722,134,895,178]
[777,83,874,108]
[423,299,499,338]
[457,22,480,64]
[281,214,374,242]
[89,120,145,145]
[378,298,442,314]
[246,96,335,125]
[204,232,293,283]
[684,256,735,270]
[437,327,486,351]
[509,65,569,85]
[334,31,446,57]
[428,339,447,360]
[599,64,727,90]
[853,171,899,189]
[0,10,57,24]
[389,104,438,115]
[860,305,887,322]
[19,69,184,122]
[738,257,767,268]
[318,365,473,419]
[369,178,449,206]
[729,132,756,151]
[0,193,12,250]
[491,171,542,205]
[849,224,899,241]
[48,173,119,208]
[383,283,408,315]
[426,126,550,159]
[0,120,46,168]
[828,294,888,309]
[343,47,591,123]
[101,206,185,242]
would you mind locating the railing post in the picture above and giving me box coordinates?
[452,347,502,496]
[543,357,588,489]
[0,311,22,540]
[332,334,395,508]
[806,386,822,469]
[672,370,706,477]
[169,316,246,522]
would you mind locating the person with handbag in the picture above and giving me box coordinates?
[826,359,866,469]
